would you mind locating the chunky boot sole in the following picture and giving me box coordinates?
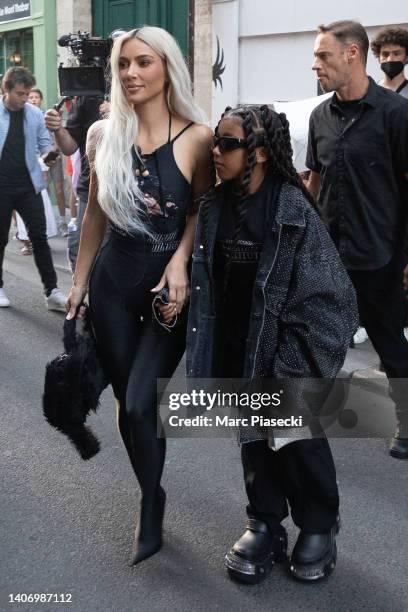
[225,531,287,585]
[389,449,408,460]
[389,444,408,460]
[289,541,337,582]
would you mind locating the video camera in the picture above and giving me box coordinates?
[57,30,125,99]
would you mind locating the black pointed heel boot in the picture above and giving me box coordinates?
[289,522,338,582]
[131,487,166,566]
[225,519,288,585]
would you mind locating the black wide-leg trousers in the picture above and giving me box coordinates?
[242,438,339,534]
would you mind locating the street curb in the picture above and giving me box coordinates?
[54,264,71,275]
[350,367,388,399]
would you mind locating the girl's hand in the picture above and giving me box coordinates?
[66,285,88,320]
[151,255,190,314]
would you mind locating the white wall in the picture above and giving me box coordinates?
[56,0,92,67]
[212,0,239,122]
[238,25,402,103]
[239,0,408,35]
[212,0,408,117]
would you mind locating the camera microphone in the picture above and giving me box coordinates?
[58,35,72,47]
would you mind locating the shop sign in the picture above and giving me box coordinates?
[0,1,30,24]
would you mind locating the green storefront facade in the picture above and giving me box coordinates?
[0,0,57,106]
[92,0,191,58]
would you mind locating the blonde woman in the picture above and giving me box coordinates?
[61,28,211,564]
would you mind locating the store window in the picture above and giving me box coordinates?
[0,28,34,82]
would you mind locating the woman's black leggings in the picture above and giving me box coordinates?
[89,240,187,504]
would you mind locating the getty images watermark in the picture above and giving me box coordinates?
[166,389,302,429]
[157,377,404,439]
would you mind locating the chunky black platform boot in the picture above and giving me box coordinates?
[289,518,339,582]
[389,429,408,460]
[225,519,288,585]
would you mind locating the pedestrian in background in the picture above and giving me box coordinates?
[65,150,82,271]
[15,154,58,252]
[306,20,408,459]
[28,88,68,235]
[371,25,408,97]
[45,94,110,273]
[371,26,408,337]
[0,67,66,311]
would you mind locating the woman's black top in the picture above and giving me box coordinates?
[94,122,194,313]
[213,178,278,377]
[110,121,194,253]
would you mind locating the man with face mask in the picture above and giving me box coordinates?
[371,26,408,98]
[371,27,408,342]
[306,20,408,461]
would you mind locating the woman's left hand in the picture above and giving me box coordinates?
[151,255,190,314]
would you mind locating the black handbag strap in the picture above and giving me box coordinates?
[63,317,78,353]
[62,304,88,352]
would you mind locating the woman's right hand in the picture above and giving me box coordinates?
[155,302,177,324]
[66,285,88,320]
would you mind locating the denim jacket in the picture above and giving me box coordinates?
[186,180,359,445]
[0,98,53,193]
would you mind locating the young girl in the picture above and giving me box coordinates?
[186,105,358,583]
[63,27,212,565]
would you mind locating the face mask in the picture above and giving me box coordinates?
[380,61,405,80]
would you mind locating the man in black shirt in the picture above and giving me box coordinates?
[0,67,67,311]
[45,97,107,271]
[306,20,408,459]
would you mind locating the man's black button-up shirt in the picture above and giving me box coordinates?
[306,77,408,270]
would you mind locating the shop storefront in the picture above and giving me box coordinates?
[92,0,190,58]
[0,0,58,106]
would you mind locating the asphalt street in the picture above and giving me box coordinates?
[1,236,408,612]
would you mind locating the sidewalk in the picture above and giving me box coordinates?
[9,229,71,274]
[342,336,387,396]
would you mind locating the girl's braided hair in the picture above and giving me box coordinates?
[199,104,316,298]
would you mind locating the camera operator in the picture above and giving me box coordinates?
[45,29,125,271]
[45,97,109,271]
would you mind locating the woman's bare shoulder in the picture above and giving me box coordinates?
[187,123,213,161]
[190,123,213,143]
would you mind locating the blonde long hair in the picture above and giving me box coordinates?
[94,26,206,233]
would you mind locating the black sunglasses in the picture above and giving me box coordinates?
[213,135,248,153]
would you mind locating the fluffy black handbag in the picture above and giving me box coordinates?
[43,311,109,460]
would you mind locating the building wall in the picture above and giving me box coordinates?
[211,0,408,122]
[193,0,212,118]
[0,0,58,107]
[55,0,213,118]
[56,0,92,68]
